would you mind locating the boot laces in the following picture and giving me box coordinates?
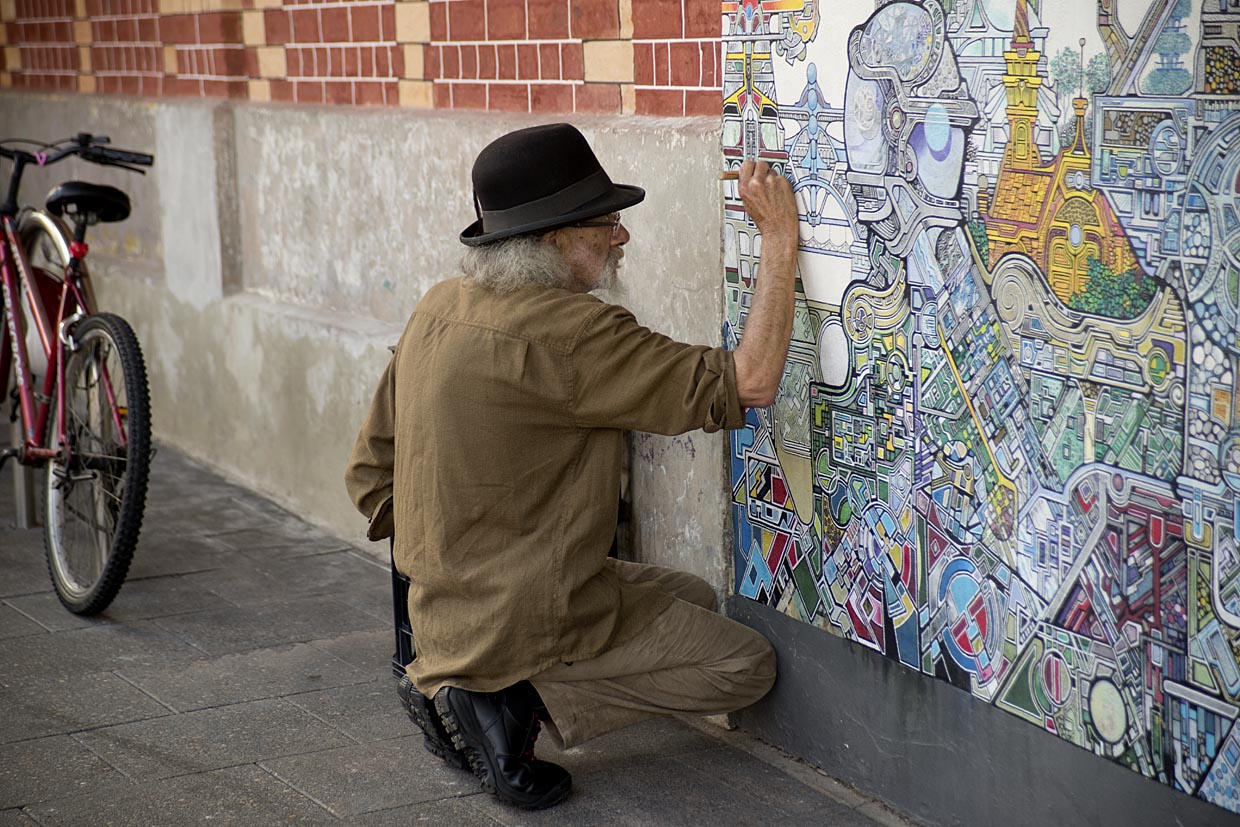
[522,716,542,764]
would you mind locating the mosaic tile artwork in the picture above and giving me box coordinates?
[722,0,1240,812]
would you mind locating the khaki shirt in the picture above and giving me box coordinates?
[345,276,744,696]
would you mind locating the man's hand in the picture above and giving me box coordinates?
[733,161,799,409]
[738,160,798,244]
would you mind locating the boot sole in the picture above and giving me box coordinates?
[435,691,572,810]
[397,678,471,771]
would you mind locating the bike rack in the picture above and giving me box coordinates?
[8,421,36,528]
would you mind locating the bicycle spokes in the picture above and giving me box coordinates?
[49,331,130,596]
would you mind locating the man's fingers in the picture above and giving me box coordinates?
[736,160,798,238]
[741,165,789,202]
[739,159,756,187]
[739,160,775,199]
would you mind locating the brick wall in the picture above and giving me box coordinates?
[92,0,166,97]
[0,0,720,115]
[256,1,401,105]
[7,0,80,92]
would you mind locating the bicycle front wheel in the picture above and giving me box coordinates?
[44,313,151,615]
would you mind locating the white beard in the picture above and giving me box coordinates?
[591,248,624,292]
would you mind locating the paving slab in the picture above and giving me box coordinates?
[342,797,501,826]
[672,745,861,820]
[0,734,126,809]
[306,628,394,673]
[261,735,479,818]
[1,594,114,633]
[0,619,204,686]
[22,764,335,826]
[0,532,53,600]
[533,717,724,778]
[465,753,862,827]
[142,452,254,507]
[4,570,236,628]
[0,672,172,744]
[170,549,387,607]
[150,595,387,656]
[141,496,295,540]
[0,808,40,826]
[73,698,354,780]
[330,583,393,620]
[207,525,357,558]
[0,604,45,640]
[116,641,372,712]
[285,678,410,744]
[122,534,240,580]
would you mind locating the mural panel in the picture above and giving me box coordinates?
[723,0,1240,812]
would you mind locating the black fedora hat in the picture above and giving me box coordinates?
[460,123,645,246]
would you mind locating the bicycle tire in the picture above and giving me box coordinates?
[43,312,151,615]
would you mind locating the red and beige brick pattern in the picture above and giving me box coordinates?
[6,0,81,92]
[256,1,402,105]
[423,0,618,113]
[631,0,718,116]
[90,0,165,97]
[0,0,722,114]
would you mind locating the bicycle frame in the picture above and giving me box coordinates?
[0,211,96,464]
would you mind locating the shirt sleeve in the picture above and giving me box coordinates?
[345,353,397,540]
[569,303,745,435]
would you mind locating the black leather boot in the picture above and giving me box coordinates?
[434,683,572,809]
[397,675,470,771]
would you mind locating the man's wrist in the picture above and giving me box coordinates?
[758,228,798,251]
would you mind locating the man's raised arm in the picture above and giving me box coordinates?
[732,160,799,409]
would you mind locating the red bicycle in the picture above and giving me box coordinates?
[1,133,154,614]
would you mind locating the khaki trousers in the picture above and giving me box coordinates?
[529,558,777,749]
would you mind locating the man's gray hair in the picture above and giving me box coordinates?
[461,234,572,293]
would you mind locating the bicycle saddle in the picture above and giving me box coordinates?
[45,181,130,224]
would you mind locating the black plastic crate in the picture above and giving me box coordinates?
[391,540,415,679]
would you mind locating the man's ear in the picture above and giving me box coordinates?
[543,228,569,255]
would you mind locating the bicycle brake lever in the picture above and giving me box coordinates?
[106,161,146,175]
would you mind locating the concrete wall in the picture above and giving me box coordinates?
[0,91,732,591]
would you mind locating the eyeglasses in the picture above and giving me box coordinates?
[571,214,623,237]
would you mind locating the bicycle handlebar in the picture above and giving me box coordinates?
[0,133,155,173]
[99,147,155,166]
[0,133,154,214]
[80,145,156,172]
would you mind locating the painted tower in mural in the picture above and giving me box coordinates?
[722,0,791,295]
[983,0,1141,311]
[946,0,1061,198]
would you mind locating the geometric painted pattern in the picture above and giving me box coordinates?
[724,0,1240,814]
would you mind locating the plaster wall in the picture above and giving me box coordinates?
[0,92,731,592]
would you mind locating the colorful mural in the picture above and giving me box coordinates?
[723,0,1240,813]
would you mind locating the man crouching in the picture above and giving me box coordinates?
[346,123,799,809]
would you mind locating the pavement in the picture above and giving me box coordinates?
[0,444,915,827]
